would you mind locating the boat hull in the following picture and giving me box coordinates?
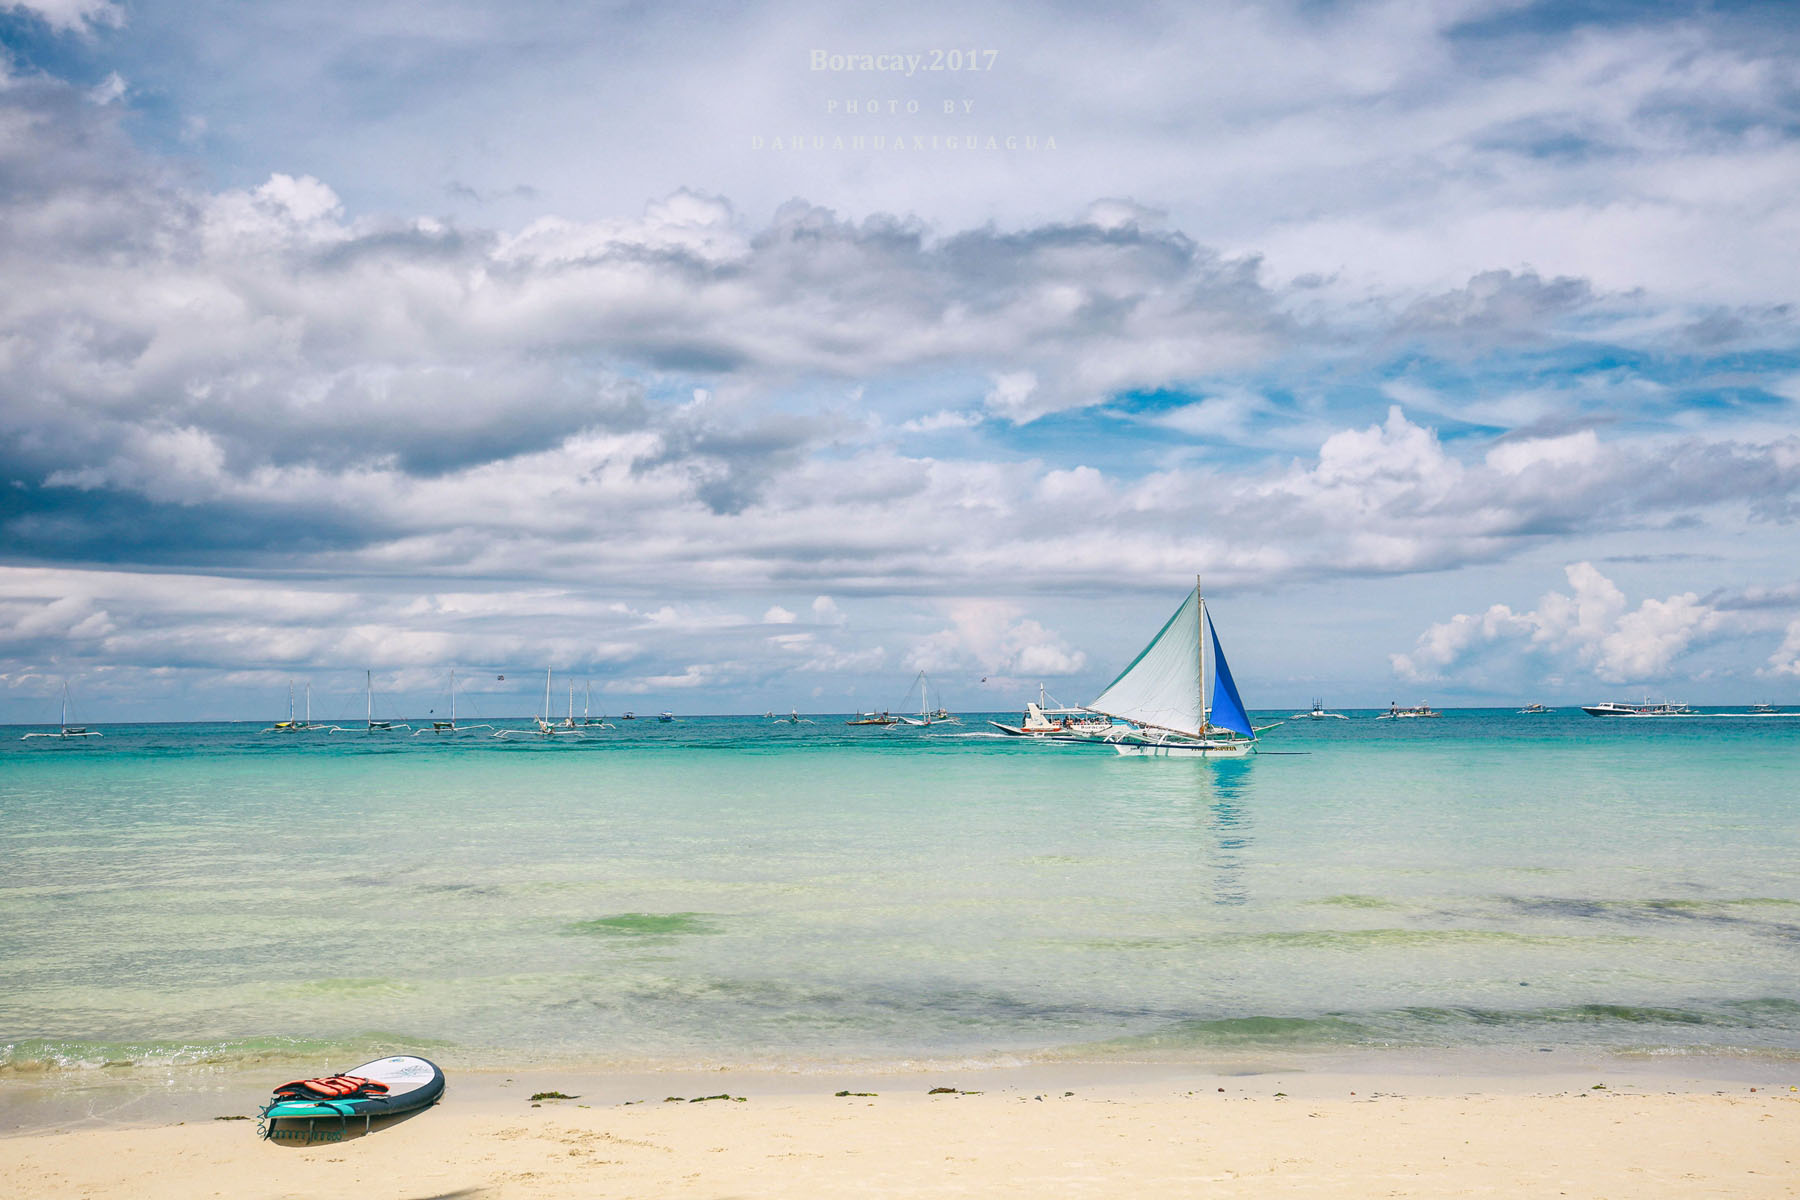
[1113,740,1252,758]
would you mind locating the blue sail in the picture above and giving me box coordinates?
[1206,610,1254,737]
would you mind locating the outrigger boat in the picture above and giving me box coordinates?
[1291,698,1348,720]
[1580,699,1692,717]
[989,684,1118,740]
[845,710,897,726]
[414,669,494,735]
[265,682,317,732]
[20,682,102,740]
[494,669,582,738]
[1084,577,1272,757]
[895,671,960,726]
[579,682,614,727]
[1376,703,1441,719]
[1517,702,1552,714]
[331,671,410,732]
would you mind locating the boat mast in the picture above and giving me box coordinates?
[61,682,69,730]
[543,667,552,723]
[1197,574,1208,737]
[450,668,456,725]
[366,669,373,726]
[287,682,295,724]
[304,682,311,725]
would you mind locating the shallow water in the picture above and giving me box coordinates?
[3,710,1797,1079]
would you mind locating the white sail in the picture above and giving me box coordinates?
[1087,587,1203,736]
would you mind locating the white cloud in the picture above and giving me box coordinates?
[1393,563,1739,685]
[1764,623,1800,678]
[762,605,797,624]
[905,601,1087,679]
[4,0,123,35]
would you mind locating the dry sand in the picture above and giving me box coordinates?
[3,1065,1796,1198]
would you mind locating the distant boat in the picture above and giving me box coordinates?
[580,682,613,727]
[266,681,317,732]
[1517,702,1552,714]
[621,711,636,721]
[658,712,674,722]
[1377,703,1441,719]
[895,671,960,726]
[845,711,897,727]
[20,682,102,740]
[414,669,493,735]
[494,668,581,738]
[1581,699,1692,718]
[357,670,409,732]
[1749,702,1779,714]
[989,684,1117,740]
[1085,577,1266,757]
[1292,698,1348,720]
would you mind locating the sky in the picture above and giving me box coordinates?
[2,0,1798,721]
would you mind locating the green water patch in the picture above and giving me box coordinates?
[1311,894,1406,910]
[1079,1014,1375,1054]
[566,912,721,938]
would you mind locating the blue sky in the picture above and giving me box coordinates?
[2,0,1798,721]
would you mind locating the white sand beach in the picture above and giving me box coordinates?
[4,1065,1795,1198]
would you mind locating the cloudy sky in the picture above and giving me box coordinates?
[2,0,1798,721]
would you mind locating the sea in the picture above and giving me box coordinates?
[3,709,1798,1086]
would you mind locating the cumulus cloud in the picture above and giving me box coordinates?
[1392,563,1742,685]
[904,601,1087,680]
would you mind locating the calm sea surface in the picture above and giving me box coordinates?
[3,710,1798,1079]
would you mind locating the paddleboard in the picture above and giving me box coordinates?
[259,1054,444,1140]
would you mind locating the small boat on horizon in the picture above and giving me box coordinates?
[1581,699,1692,717]
[1292,698,1348,720]
[895,671,960,726]
[20,682,102,740]
[415,669,495,735]
[266,681,317,732]
[1517,702,1553,714]
[1377,703,1441,719]
[845,710,897,726]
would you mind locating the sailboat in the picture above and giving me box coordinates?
[363,670,409,731]
[579,682,613,728]
[496,668,583,737]
[894,671,954,726]
[266,681,317,732]
[415,669,494,735]
[1085,578,1266,757]
[21,681,102,740]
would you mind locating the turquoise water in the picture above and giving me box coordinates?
[3,710,1798,1077]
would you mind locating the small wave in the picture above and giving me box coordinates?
[0,1033,444,1075]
